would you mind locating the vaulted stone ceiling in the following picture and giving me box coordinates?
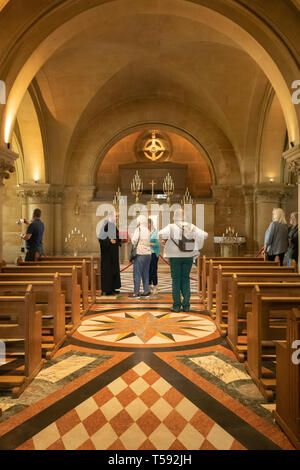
[32,8,269,184]
[1,0,299,189]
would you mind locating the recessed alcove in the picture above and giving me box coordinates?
[94,130,212,201]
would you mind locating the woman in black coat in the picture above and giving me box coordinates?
[98,213,121,295]
[287,212,298,266]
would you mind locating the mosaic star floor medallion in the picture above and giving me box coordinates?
[76,309,217,347]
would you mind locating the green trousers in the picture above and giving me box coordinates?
[169,257,193,311]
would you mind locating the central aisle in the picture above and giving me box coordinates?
[0,295,295,450]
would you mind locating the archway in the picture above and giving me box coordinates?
[1,0,299,148]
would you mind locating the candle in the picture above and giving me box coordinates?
[65,237,67,242]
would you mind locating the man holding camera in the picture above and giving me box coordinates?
[20,208,45,261]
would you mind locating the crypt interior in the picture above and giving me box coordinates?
[0,0,300,452]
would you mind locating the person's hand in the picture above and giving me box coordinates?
[150,242,155,247]
[110,239,117,244]
[161,240,166,247]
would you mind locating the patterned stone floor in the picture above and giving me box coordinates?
[0,295,295,451]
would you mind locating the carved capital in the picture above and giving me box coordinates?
[288,159,300,176]
[283,145,300,177]
[17,184,65,204]
[0,146,18,185]
[17,183,52,203]
[254,183,292,203]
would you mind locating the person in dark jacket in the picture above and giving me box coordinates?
[287,212,298,266]
[21,208,44,261]
[98,211,121,295]
[263,208,288,266]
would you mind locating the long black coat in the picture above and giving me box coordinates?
[287,224,298,261]
[99,221,121,294]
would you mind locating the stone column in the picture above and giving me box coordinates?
[254,183,291,250]
[0,146,18,263]
[242,185,255,254]
[64,186,96,255]
[283,145,300,270]
[52,188,64,255]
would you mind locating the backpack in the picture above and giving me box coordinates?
[170,225,195,252]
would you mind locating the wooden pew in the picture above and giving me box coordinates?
[226,279,300,361]
[216,270,300,334]
[18,258,96,302]
[1,264,89,313]
[0,285,43,397]
[198,255,265,296]
[41,256,101,292]
[274,308,300,450]
[246,286,300,401]
[0,270,81,334]
[0,275,65,359]
[207,263,295,314]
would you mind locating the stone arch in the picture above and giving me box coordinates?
[63,98,241,188]
[14,87,46,184]
[1,0,299,147]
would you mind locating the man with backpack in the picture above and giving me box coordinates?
[159,209,208,312]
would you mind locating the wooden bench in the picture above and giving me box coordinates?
[17,258,96,302]
[41,256,101,292]
[274,308,300,450]
[215,270,300,335]
[1,264,89,313]
[198,255,265,296]
[207,263,295,314]
[0,275,65,359]
[0,270,81,334]
[0,285,43,397]
[246,286,300,401]
[225,279,300,361]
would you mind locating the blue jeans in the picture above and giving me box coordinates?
[133,254,151,294]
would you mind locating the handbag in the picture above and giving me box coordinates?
[130,229,140,262]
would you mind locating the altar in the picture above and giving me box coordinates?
[214,236,246,257]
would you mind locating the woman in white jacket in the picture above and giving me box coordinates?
[159,210,208,312]
[129,215,151,298]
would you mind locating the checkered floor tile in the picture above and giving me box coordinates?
[18,362,244,450]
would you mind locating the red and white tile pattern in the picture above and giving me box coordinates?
[18,362,244,451]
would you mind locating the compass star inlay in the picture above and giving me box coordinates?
[77,309,216,346]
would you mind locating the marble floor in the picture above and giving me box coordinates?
[0,294,295,451]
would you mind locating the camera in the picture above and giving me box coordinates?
[17,219,24,224]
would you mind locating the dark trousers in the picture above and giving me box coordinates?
[25,248,37,261]
[169,257,193,311]
[267,253,285,266]
[149,253,158,286]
